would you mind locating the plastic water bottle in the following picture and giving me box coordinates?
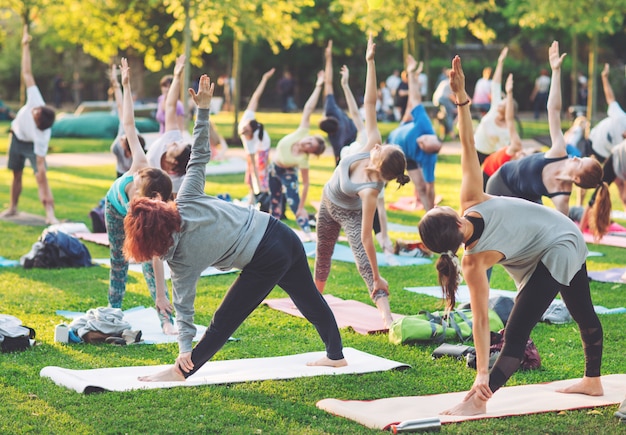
[54,323,69,343]
[390,417,441,433]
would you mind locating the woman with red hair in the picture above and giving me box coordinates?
[105,58,176,335]
[125,74,346,382]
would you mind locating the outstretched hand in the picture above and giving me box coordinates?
[188,74,214,109]
[498,46,508,63]
[548,41,566,71]
[315,70,325,87]
[601,63,610,78]
[505,73,513,94]
[406,55,417,73]
[120,58,130,86]
[22,25,31,46]
[174,54,186,77]
[263,68,276,81]
[449,55,465,94]
[110,64,118,84]
[365,34,375,62]
[340,65,349,86]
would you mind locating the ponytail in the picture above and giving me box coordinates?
[436,251,462,310]
[587,182,612,241]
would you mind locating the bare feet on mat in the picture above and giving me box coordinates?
[306,356,348,368]
[440,395,487,416]
[0,208,18,218]
[138,366,186,382]
[162,322,178,335]
[556,376,604,396]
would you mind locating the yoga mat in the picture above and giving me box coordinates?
[588,267,626,283]
[56,306,207,344]
[387,195,443,212]
[301,241,431,267]
[387,222,419,233]
[0,256,19,267]
[75,232,109,246]
[263,294,405,335]
[0,211,47,226]
[404,286,625,315]
[583,232,626,248]
[316,374,626,428]
[205,156,246,175]
[93,258,238,280]
[40,347,410,394]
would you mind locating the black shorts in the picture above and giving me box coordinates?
[406,158,419,170]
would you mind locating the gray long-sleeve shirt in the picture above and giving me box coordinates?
[164,108,271,352]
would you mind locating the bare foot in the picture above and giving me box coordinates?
[138,366,185,382]
[306,356,348,368]
[45,216,60,225]
[440,396,487,416]
[556,376,604,396]
[0,209,18,218]
[162,322,178,335]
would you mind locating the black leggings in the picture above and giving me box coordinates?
[489,262,603,393]
[186,218,344,377]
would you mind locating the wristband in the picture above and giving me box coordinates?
[455,99,471,107]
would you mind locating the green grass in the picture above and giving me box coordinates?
[0,113,624,435]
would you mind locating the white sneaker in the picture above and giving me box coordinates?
[541,302,572,324]
[384,251,400,266]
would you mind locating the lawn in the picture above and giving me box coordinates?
[0,113,625,435]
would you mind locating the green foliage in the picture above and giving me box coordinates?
[1,112,626,433]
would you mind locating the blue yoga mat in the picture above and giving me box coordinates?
[302,242,431,267]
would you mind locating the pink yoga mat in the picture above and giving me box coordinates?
[263,294,404,335]
[583,232,626,248]
[75,232,110,246]
[388,195,443,212]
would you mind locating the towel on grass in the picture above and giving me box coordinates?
[316,374,626,428]
[40,347,410,394]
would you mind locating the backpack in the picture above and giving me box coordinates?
[22,229,93,269]
[90,198,107,233]
[0,315,36,353]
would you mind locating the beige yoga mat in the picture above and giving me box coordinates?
[317,374,626,429]
[40,347,410,394]
[0,211,47,226]
[263,294,405,335]
[93,258,237,280]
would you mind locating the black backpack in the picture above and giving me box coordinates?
[0,315,36,353]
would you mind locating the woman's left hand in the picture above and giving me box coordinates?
[155,296,173,316]
[374,276,389,294]
[175,352,194,375]
[465,372,493,402]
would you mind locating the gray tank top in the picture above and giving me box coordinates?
[323,152,384,210]
[465,196,587,289]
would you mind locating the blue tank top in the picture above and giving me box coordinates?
[105,173,134,216]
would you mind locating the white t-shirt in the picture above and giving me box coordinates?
[474,81,508,155]
[473,78,492,105]
[418,73,428,98]
[590,101,626,159]
[238,109,271,155]
[535,75,551,93]
[146,129,185,193]
[386,74,401,94]
[610,139,626,180]
[11,86,51,157]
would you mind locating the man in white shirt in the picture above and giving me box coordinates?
[2,25,57,224]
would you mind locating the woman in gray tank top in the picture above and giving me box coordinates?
[418,46,603,416]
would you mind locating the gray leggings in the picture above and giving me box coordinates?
[314,195,386,302]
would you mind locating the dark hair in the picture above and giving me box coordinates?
[418,211,464,309]
[124,197,181,262]
[319,117,339,134]
[160,75,173,87]
[135,167,174,201]
[378,145,410,186]
[34,106,56,130]
[172,144,192,175]
[120,135,147,153]
[249,119,264,141]
[576,158,603,189]
[311,136,326,156]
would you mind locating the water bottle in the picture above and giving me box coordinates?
[390,417,441,433]
[54,323,69,343]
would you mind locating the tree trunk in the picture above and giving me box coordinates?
[570,33,578,108]
[231,37,242,141]
[586,33,598,123]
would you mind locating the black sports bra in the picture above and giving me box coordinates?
[465,214,484,246]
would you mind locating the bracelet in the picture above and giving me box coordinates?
[455,99,471,107]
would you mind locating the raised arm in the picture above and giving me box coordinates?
[21,25,35,88]
[122,58,149,172]
[165,54,185,132]
[492,47,508,86]
[600,63,615,106]
[340,65,365,135]
[544,41,567,159]
[246,68,275,112]
[504,74,522,156]
[299,71,324,129]
[449,56,489,211]
[405,55,423,113]
[324,40,334,97]
[363,35,382,153]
